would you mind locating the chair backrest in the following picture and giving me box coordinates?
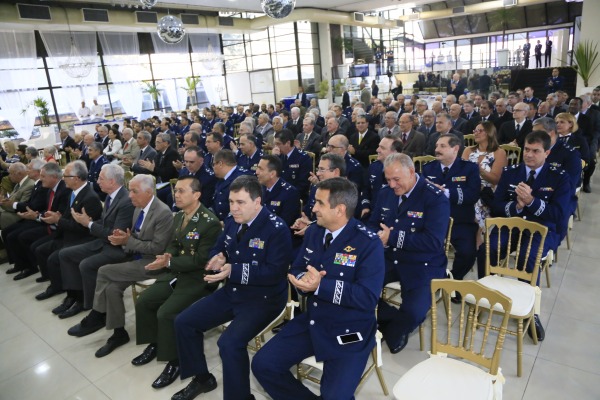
[124,171,134,189]
[369,154,378,164]
[234,123,241,138]
[463,134,475,147]
[430,279,512,375]
[499,144,521,166]
[412,155,436,173]
[306,151,316,173]
[59,151,67,167]
[444,217,454,258]
[484,217,548,285]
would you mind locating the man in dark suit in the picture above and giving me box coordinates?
[572,97,597,192]
[348,114,381,168]
[4,162,70,280]
[447,73,466,98]
[368,153,450,353]
[288,107,303,136]
[35,161,103,300]
[56,164,135,320]
[535,40,543,68]
[252,177,385,399]
[399,113,426,157]
[67,174,174,359]
[449,104,468,134]
[494,98,513,131]
[498,102,533,147]
[523,39,531,69]
[333,104,351,136]
[72,133,95,169]
[131,131,158,175]
[425,113,464,156]
[295,118,322,156]
[87,142,109,200]
[295,86,309,108]
[58,129,77,153]
[140,133,179,184]
[468,100,497,133]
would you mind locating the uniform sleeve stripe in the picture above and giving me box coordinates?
[397,230,406,249]
[333,280,344,305]
[241,263,249,284]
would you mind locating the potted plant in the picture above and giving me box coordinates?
[317,80,330,112]
[21,96,50,126]
[142,81,160,111]
[181,76,202,107]
[572,40,599,88]
[334,80,345,105]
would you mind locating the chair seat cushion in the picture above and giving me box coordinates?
[136,278,157,286]
[385,281,401,290]
[466,275,535,317]
[392,356,497,400]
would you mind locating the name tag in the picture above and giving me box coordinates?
[289,164,300,168]
[334,253,357,267]
[249,238,265,249]
[407,211,424,218]
[539,187,554,192]
[452,176,466,182]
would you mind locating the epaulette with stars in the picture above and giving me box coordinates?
[503,164,519,171]
[425,182,444,196]
[267,213,286,229]
[356,223,379,240]
[548,165,565,175]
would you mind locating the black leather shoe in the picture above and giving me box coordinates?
[390,333,409,354]
[36,276,50,283]
[6,267,19,274]
[132,344,158,366]
[36,287,64,301]
[67,313,105,337]
[14,269,36,281]
[583,184,591,193]
[152,361,180,388]
[528,314,545,342]
[52,297,76,315]
[58,301,84,319]
[95,333,130,358]
[271,319,289,334]
[171,374,217,400]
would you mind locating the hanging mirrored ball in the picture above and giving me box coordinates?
[157,15,186,44]
[260,0,296,19]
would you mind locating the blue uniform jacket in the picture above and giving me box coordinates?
[367,177,450,290]
[492,163,571,242]
[210,207,292,301]
[287,219,384,361]
[88,156,109,197]
[236,149,263,172]
[180,166,217,209]
[363,160,385,212]
[212,167,250,220]
[280,148,312,198]
[422,158,481,224]
[262,178,300,227]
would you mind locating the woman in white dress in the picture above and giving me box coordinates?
[103,128,123,162]
[462,121,507,245]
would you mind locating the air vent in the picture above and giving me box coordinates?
[181,13,199,25]
[17,3,51,20]
[396,20,404,28]
[452,7,465,14]
[82,8,109,23]
[353,12,364,22]
[503,0,517,6]
[218,17,234,27]
[136,11,158,24]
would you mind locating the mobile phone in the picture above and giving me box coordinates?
[337,332,363,345]
[169,277,178,290]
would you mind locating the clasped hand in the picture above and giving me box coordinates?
[204,252,230,283]
[288,265,326,292]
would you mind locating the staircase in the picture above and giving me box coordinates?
[352,39,374,64]
[510,67,577,99]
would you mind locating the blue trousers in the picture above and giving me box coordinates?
[450,222,478,280]
[174,287,285,400]
[252,319,370,400]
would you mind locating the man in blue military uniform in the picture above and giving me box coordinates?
[368,153,450,353]
[230,133,263,172]
[422,134,480,283]
[477,131,571,341]
[172,175,292,400]
[201,110,219,134]
[255,154,300,227]
[272,129,312,200]
[361,135,403,219]
[325,134,367,210]
[252,177,384,400]
[210,149,249,221]
[175,146,216,210]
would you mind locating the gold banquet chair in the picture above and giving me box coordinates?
[466,217,547,377]
[499,144,521,166]
[369,154,378,164]
[392,279,512,400]
[412,155,436,173]
[296,325,389,396]
[306,151,316,173]
[463,134,475,147]
[131,279,157,304]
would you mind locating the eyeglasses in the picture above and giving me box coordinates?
[473,129,485,133]
[326,144,344,149]
[513,109,527,113]
[317,167,335,173]
[63,175,77,178]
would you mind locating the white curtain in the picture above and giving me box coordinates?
[0,30,38,138]
[151,33,190,111]
[189,33,223,105]
[39,31,98,118]
[98,32,143,119]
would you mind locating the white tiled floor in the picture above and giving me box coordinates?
[1,180,599,400]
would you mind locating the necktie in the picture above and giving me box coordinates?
[402,133,408,144]
[303,134,309,149]
[515,124,521,136]
[237,223,249,242]
[282,154,288,164]
[526,170,536,186]
[358,134,363,145]
[70,192,76,207]
[104,195,112,211]
[134,210,145,233]
[46,189,55,234]
[12,183,20,193]
[124,142,129,151]
[323,232,333,250]
[443,167,449,177]
[140,149,144,158]
[397,194,408,214]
